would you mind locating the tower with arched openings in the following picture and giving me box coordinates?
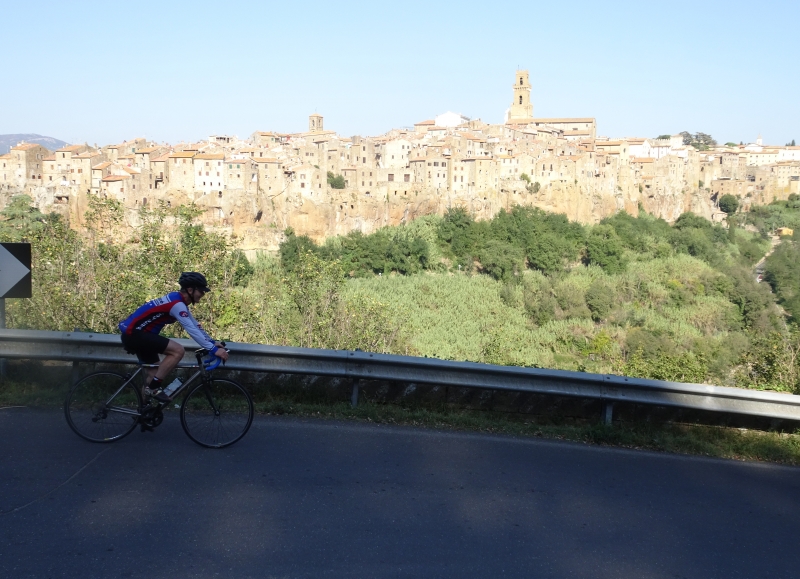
[508,70,533,121]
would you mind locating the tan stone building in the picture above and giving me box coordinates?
[9,143,49,189]
[168,151,196,191]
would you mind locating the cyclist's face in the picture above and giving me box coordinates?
[189,288,207,303]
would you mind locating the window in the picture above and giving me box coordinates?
[520,77,523,85]
[519,96,523,105]
[388,174,394,182]
[404,174,410,182]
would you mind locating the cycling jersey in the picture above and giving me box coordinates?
[119,291,217,353]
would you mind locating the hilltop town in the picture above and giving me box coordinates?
[1,71,798,252]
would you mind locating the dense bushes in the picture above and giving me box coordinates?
[3,192,797,390]
[0,195,404,353]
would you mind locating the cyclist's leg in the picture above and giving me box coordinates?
[121,331,171,390]
[152,339,184,382]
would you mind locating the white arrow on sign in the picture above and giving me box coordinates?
[0,244,30,297]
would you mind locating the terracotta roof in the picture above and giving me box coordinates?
[136,147,161,154]
[151,153,171,162]
[123,167,140,175]
[252,158,281,164]
[11,143,41,151]
[73,152,99,159]
[532,118,595,123]
[414,120,435,126]
[194,153,225,160]
[92,162,112,170]
[56,145,84,152]
[169,151,196,158]
[43,154,56,161]
[102,174,130,182]
[631,157,655,163]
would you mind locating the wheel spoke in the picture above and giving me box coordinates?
[65,373,142,443]
[180,379,253,448]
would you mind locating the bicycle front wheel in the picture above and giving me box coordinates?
[180,378,253,448]
[65,372,142,443]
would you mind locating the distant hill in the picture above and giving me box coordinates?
[0,134,69,154]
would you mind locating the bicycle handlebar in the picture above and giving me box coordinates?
[195,342,228,371]
[204,355,223,371]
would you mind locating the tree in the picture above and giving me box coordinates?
[680,131,717,151]
[280,228,319,272]
[0,195,46,241]
[520,173,531,183]
[656,134,671,140]
[326,171,346,189]
[585,280,615,321]
[724,142,738,147]
[718,194,739,215]
[478,240,524,282]
[584,225,627,274]
[787,139,796,147]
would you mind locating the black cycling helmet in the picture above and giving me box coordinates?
[178,272,211,293]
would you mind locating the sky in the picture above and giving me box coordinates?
[1,0,798,147]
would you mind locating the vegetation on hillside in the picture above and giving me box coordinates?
[3,193,800,393]
[0,194,405,354]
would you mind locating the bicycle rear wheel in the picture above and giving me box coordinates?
[180,378,253,448]
[65,372,142,443]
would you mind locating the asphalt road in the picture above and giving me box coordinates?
[1,408,799,579]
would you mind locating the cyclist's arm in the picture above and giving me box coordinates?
[169,302,218,353]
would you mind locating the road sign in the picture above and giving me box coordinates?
[0,243,31,298]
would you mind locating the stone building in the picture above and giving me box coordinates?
[194,153,225,195]
[168,151,196,191]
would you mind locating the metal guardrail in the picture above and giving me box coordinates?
[1,328,800,424]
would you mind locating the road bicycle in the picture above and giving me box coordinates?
[64,348,253,448]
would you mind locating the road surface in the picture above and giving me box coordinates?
[1,408,799,578]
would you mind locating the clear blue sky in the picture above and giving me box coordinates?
[1,0,797,147]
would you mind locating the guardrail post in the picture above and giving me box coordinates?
[603,401,614,425]
[70,361,80,386]
[351,378,360,408]
[0,298,6,380]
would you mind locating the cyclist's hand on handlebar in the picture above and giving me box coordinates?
[214,348,229,362]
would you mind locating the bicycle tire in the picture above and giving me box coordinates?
[64,371,142,443]
[179,378,253,448]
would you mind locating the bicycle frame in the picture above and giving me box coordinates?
[104,350,222,418]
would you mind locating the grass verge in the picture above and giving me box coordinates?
[5,379,800,466]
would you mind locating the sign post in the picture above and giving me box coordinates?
[0,243,32,380]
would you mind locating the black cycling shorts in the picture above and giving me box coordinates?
[120,330,170,365]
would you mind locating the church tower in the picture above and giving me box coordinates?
[309,113,323,133]
[508,70,533,122]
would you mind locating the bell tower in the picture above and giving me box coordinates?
[508,70,533,121]
[309,113,323,133]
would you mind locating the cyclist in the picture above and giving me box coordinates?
[119,272,228,402]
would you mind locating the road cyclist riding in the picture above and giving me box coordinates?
[64,272,254,448]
